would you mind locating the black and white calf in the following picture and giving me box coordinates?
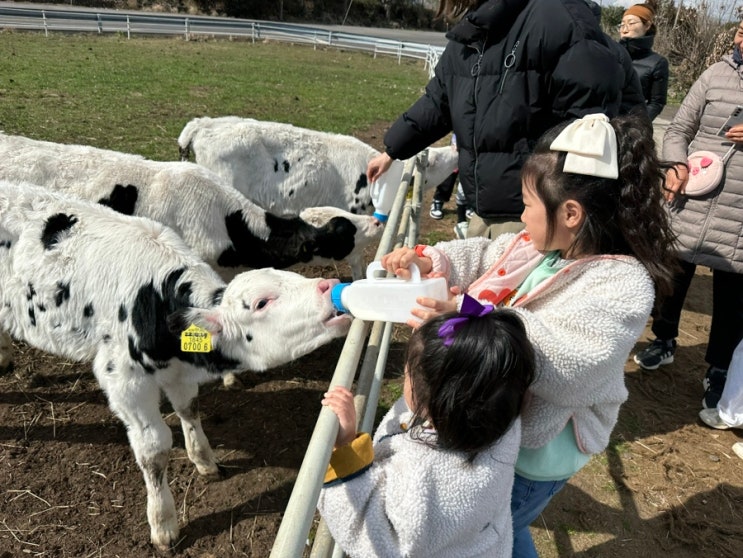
[0,181,351,550]
[0,132,362,273]
[177,116,459,216]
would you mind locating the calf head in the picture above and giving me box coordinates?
[421,146,459,190]
[168,268,351,371]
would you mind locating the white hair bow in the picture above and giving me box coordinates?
[549,114,618,179]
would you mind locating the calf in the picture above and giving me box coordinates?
[177,116,458,216]
[0,181,352,551]
[0,132,358,272]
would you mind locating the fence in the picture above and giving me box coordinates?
[0,5,444,78]
[270,153,428,558]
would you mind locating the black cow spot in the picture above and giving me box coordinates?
[37,303,46,312]
[216,210,316,269]
[118,304,128,322]
[28,307,36,326]
[245,333,253,342]
[0,240,11,249]
[283,160,290,172]
[313,217,356,260]
[288,189,294,197]
[54,282,70,307]
[26,283,36,301]
[83,303,94,318]
[42,213,78,250]
[130,268,239,374]
[98,184,139,216]
[102,334,112,343]
[273,159,279,172]
[211,288,225,306]
[354,173,368,195]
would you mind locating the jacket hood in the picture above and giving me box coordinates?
[620,32,656,58]
[446,0,528,44]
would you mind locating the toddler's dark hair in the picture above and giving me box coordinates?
[405,308,535,460]
[521,112,677,298]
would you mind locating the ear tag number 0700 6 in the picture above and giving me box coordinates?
[181,324,212,353]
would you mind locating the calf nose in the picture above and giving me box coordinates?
[317,278,340,295]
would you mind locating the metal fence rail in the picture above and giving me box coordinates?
[0,6,443,77]
[270,154,426,558]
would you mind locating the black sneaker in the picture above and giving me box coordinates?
[430,200,444,220]
[702,366,727,410]
[633,338,676,370]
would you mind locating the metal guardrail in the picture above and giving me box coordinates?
[0,6,444,77]
[270,154,426,558]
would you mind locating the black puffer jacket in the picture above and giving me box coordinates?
[619,33,669,120]
[383,0,623,219]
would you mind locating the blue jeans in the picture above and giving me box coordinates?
[511,473,569,558]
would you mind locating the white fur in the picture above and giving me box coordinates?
[177,116,459,215]
[0,181,351,550]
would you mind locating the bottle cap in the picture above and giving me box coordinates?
[372,211,389,223]
[331,283,351,313]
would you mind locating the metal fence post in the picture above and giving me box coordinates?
[126,15,131,40]
[42,10,47,37]
[97,13,102,34]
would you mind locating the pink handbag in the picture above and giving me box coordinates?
[685,145,735,197]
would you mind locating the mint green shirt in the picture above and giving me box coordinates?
[509,251,590,480]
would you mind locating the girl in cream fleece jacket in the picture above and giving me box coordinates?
[381,112,677,556]
[318,298,535,557]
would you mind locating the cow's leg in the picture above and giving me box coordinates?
[92,354,178,552]
[0,330,14,374]
[160,379,220,479]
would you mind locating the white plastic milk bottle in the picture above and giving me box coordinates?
[331,262,448,323]
[370,159,405,223]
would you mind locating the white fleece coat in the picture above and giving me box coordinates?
[423,232,655,453]
[317,398,520,558]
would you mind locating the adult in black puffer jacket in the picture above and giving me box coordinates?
[366,0,623,235]
[619,3,669,121]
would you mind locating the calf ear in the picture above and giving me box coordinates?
[167,308,224,336]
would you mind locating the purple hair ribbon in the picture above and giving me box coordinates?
[437,294,494,347]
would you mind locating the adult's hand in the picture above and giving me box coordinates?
[664,164,689,203]
[725,123,743,144]
[366,151,393,185]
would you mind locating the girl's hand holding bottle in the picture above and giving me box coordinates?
[381,247,433,279]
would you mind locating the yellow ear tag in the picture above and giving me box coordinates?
[180,324,212,353]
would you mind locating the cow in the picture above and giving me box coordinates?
[0,181,352,551]
[177,116,459,216]
[0,132,364,274]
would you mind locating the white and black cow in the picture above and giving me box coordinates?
[0,132,362,273]
[177,116,459,216]
[0,181,352,551]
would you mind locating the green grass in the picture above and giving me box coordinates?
[0,31,428,160]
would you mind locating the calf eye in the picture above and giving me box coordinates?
[255,299,268,310]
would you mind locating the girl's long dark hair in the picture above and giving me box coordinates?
[405,308,534,461]
[521,113,677,298]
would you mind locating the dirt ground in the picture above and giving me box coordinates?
[1,123,743,558]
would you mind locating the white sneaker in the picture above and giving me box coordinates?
[732,442,743,460]
[698,408,731,430]
[454,221,468,239]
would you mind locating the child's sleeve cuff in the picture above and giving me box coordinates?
[323,433,373,485]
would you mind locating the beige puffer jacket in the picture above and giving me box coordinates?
[662,54,743,273]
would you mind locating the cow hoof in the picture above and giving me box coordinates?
[222,372,243,390]
[151,522,179,555]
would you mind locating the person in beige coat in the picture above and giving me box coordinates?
[633,20,743,411]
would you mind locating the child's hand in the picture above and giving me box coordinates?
[408,289,459,328]
[381,247,432,278]
[322,386,357,447]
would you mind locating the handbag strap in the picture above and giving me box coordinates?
[722,144,737,165]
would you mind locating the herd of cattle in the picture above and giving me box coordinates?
[0,118,457,550]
